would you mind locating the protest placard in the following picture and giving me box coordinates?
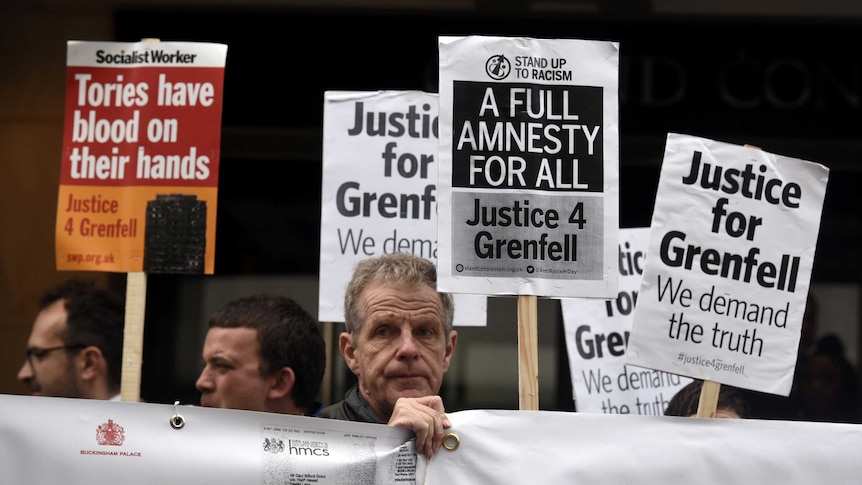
[56,40,227,274]
[319,90,486,326]
[562,227,691,414]
[626,133,829,395]
[437,35,620,298]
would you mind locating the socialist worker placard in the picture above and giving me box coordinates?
[56,41,227,273]
[437,35,620,298]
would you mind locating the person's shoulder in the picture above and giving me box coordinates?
[305,402,323,417]
[318,401,347,419]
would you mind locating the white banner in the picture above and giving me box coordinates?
[4,395,861,485]
[562,227,692,414]
[626,133,829,395]
[437,35,620,298]
[0,394,414,484]
[425,409,862,484]
[319,90,486,326]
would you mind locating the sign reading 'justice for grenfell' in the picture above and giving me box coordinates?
[626,133,829,395]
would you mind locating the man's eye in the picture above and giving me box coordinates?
[206,361,231,371]
[374,326,393,337]
[415,327,435,338]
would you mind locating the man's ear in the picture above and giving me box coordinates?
[78,346,105,380]
[442,330,458,372]
[339,332,361,375]
[268,367,295,400]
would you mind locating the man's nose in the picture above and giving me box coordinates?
[195,368,213,391]
[17,360,33,382]
[395,330,420,358]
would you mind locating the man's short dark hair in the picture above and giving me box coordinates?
[208,295,325,410]
[40,279,125,391]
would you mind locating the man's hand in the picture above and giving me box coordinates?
[388,395,451,458]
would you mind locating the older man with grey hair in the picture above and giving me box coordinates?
[320,252,457,458]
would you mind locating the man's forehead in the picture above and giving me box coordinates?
[366,306,442,321]
[205,327,260,353]
[32,300,69,338]
[360,281,441,308]
[208,325,258,340]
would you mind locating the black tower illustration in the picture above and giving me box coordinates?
[144,194,207,273]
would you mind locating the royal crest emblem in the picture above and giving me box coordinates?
[96,419,125,446]
[263,437,285,454]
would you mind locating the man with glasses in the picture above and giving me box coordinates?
[17,279,124,400]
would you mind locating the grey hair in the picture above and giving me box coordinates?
[343,252,454,337]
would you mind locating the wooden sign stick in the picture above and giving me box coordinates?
[120,38,159,403]
[518,294,539,410]
[696,380,721,418]
[121,271,147,402]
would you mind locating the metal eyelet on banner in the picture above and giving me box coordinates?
[442,432,460,451]
[169,401,185,429]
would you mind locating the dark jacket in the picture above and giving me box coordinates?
[319,384,384,424]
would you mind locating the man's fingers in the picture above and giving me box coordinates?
[417,406,439,457]
[390,397,452,458]
[439,411,452,428]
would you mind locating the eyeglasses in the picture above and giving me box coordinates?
[24,344,86,366]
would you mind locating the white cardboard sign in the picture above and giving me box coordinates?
[562,227,691,414]
[319,90,486,326]
[626,133,829,395]
[437,35,620,298]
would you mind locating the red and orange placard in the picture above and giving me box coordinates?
[57,40,227,273]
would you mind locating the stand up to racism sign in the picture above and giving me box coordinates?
[437,35,620,298]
